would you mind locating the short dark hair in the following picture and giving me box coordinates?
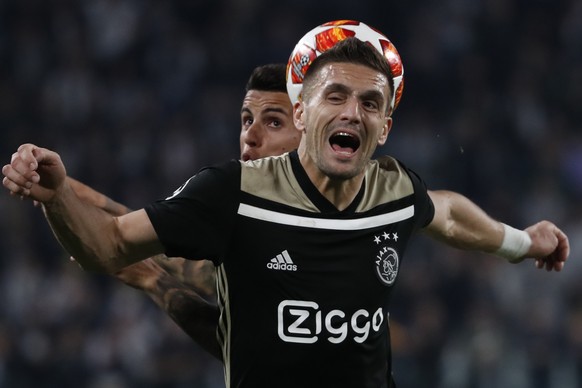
[302,38,393,104]
[245,63,287,93]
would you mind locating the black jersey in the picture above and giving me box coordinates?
[145,150,434,388]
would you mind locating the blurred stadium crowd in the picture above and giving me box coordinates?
[0,0,580,387]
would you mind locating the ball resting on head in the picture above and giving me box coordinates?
[286,20,404,114]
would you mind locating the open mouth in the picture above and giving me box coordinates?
[329,132,361,154]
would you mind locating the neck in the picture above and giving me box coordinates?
[317,176,364,211]
[298,146,364,211]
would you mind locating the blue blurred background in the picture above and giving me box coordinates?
[0,0,580,387]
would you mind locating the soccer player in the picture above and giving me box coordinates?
[3,37,569,388]
[67,62,300,359]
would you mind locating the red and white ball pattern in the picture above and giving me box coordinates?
[286,20,404,114]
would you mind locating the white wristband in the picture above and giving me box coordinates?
[496,223,532,263]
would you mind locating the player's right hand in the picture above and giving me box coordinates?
[2,143,67,203]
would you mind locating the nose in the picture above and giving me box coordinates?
[242,122,262,148]
[340,97,361,123]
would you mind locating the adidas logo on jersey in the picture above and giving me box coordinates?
[267,250,297,271]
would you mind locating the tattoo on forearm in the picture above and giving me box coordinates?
[155,276,221,360]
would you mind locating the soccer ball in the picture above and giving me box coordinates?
[286,20,404,115]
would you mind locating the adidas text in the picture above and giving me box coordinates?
[267,262,297,271]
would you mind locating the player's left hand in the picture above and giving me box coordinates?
[524,221,569,271]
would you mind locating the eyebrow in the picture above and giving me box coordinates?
[324,83,386,103]
[241,106,288,115]
[324,83,351,95]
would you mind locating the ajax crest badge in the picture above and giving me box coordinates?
[373,231,399,286]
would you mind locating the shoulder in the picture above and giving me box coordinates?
[374,155,401,171]
[373,155,420,176]
[373,156,428,187]
[241,152,292,173]
[366,155,435,226]
[358,156,430,211]
[166,159,241,200]
[239,152,314,209]
[366,155,416,192]
[240,152,293,189]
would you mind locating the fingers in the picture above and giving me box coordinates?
[533,258,556,272]
[2,164,38,197]
[2,144,40,191]
[534,252,566,272]
[555,228,570,261]
[14,144,40,171]
[2,170,30,196]
[544,227,569,272]
[555,259,566,271]
[533,255,561,272]
[2,144,43,196]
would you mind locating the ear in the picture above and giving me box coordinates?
[293,101,305,132]
[377,117,392,146]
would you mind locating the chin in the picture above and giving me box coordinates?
[324,164,360,180]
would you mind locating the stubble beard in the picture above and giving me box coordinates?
[316,154,362,181]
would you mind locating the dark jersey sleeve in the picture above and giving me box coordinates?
[399,161,435,230]
[144,160,241,264]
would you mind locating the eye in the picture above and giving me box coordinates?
[327,92,346,104]
[242,115,253,127]
[362,100,379,112]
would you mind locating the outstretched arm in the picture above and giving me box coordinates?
[66,177,210,286]
[5,146,222,359]
[67,177,217,296]
[65,176,221,359]
[2,143,162,273]
[425,190,569,271]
